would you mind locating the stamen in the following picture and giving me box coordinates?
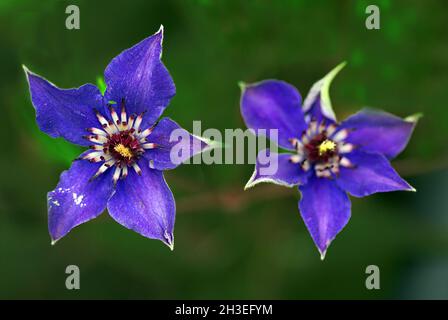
[131,162,142,175]
[338,143,355,154]
[121,165,128,179]
[301,131,310,144]
[89,156,105,163]
[301,160,311,171]
[330,165,340,176]
[138,127,154,139]
[325,123,337,136]
[288,138,301,149]
[318,121,326,133]
[94,109,109,127]
[89,145,104,151]
[106,121,119,135]
[90,160,115,181]
[339,157,354,168]
[109,106,120,126]
[141,143,157,149]
[127,114,136,130]
[318,139,336,156]
[316,169,332,178]
[112,165,122,185]
[289,155,302,164]
[332,129,348,142]
[114,144,133,159]
[133,113,144,132]
[82,151,103,160]
[87,135,108,144]
[120,104,127,124]
[87,127,108,136]
[308,120,318,135]
[84,152,111,163]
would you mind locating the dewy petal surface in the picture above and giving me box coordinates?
[245,150,310,189]
[299,175,351,259]
[240,80,306,150]
[143,117,208,170]
[48,158,115,243]
[107,160,175,248]
[335,150,415,197]
[104,26,175,128]
[338,109,418,159]
[24,67,104,146]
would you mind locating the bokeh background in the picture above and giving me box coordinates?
[0,0,447,299]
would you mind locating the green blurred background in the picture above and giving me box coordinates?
[0,0,447,299]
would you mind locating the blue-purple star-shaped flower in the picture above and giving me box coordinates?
[24,26,206,249]
[240,62,419,259]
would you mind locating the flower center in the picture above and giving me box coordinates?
[105,130,143,165]
[81,99,157,183]
[318,139,336,156]
[288,120,355,179]
[304,133,337,163]
[114,144,133,159]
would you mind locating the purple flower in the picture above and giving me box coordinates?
[24,26,205,249]
[240,62,418,259]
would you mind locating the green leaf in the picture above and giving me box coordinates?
[96,76,107,95]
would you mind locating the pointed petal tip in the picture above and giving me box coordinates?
[22,64,30,74]
[317,242,332,260]
[156,24,164,39]
[164,231,174,251]
[403,180,416,192]
[152,24,165,59]
[405,112,423,124]
[320,251,327,261]
[243,169,258,191]
[50,238,58,246]
[327,61,347,81]
[22,65,34,82]
[338,60,348,69]
[238,81,247,91]
[165,240,174,251]
[243,182,253,191]
[304,61,347,122]
[318,244,328,261]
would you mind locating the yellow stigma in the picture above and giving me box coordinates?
[318,139,336,155]
[114,144,133,159]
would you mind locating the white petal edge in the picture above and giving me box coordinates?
[244,166,298,190]
[303,61,347,121]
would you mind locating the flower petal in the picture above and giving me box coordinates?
[338,109,418,159]
[143,118,208,170]
[335,150,415,197]
[48,159,115,243]
[107,161,175,248]
[299,175,351,259]
[104,26,175,128]
[245,150,310,189]
[302,62,346,123]
[24,66,104,146]
[240,80,306,150]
